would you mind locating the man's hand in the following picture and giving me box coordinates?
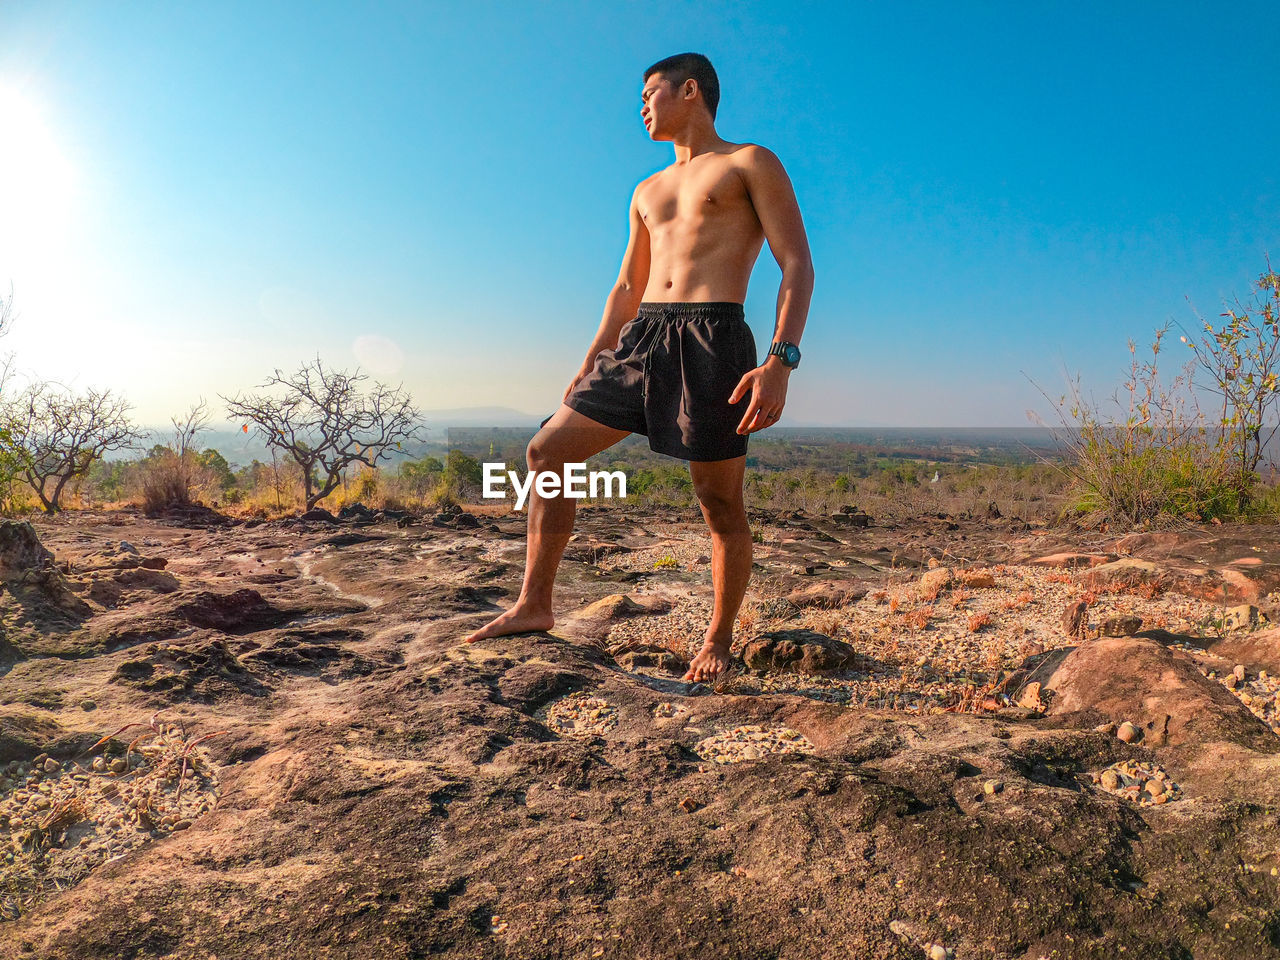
[562,359,595,402]
[730,356,791,434]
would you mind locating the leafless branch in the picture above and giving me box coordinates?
[221,356,422,510]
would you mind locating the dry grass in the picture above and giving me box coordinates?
[967,612,993,632]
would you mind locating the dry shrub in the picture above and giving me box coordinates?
[948,587,973,610]
[967,612,993,632]
[1043,571,1074,584]
[1094,578,1166,600]
[869,589,888,604]
[904,606,932,630]
[139,450,221,514]
[888,593,902,614]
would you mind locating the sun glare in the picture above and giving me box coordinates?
[0,84,77,258]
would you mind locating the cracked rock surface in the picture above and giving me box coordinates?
[4,509,1280,958]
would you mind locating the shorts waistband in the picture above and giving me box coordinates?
[636,301,745,321]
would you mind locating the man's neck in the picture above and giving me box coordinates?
[671,123,726,164]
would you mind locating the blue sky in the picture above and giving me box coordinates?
[0,1,1275,428]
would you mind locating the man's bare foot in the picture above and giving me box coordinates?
[683,638,732,683]
[463,603,554,644]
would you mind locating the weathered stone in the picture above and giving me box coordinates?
[0,521,54,580]
[1100,615,1143,637]
[612,644,686,674]
[1061,600,1088,639]
[742,629,857,675]
[1116,721,1142,743]
[1225,605,1260,631]
[1042,636,1280,752]
[580,594,646,621]
[918,567,954,598]
[1088,558,1164,587]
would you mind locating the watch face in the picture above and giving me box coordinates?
[784,345,801,365]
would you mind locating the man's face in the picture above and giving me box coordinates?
[641,73,680,140]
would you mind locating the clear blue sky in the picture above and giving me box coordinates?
[0,1,1276,427]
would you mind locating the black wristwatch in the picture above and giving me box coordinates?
[767,340,801,369]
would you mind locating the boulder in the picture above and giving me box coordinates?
[1060,599,1088,639]
[0,521,90,619]
[1086,557,1163,585]
[0,521,55,581]
[1204,627,1280,676]
[1100,614,1143,637]
[918,567,953,599]
[742,629,857,675]
[1041,636,1277,751]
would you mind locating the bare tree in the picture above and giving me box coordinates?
[2,382,144,513]
[222,357,422,510]
[0,282,15,340]
[141,399,213,512]
[169,399,212,458]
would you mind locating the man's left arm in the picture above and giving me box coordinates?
[729,144,815,435]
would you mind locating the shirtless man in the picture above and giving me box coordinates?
[464,52,814,683]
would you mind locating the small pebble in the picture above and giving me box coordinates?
[1116,721,1141,743]
[983,779,1003,795]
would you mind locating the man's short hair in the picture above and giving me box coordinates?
[644,52,719,121]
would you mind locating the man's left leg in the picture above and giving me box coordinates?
[684,454,751,682]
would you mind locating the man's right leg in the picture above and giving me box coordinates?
[463,404,630,643]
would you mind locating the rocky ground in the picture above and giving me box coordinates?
[3,503,1280,958]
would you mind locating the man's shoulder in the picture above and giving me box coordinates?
[728,142,784,171]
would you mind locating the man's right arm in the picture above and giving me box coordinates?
[580,184,651,366]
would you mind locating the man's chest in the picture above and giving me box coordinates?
[638,162,755,230]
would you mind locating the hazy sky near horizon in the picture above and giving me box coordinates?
[0,1,1276,429]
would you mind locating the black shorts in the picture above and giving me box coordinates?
[543,301,758,461]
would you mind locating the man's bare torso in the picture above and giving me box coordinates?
[636,142,766,303]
